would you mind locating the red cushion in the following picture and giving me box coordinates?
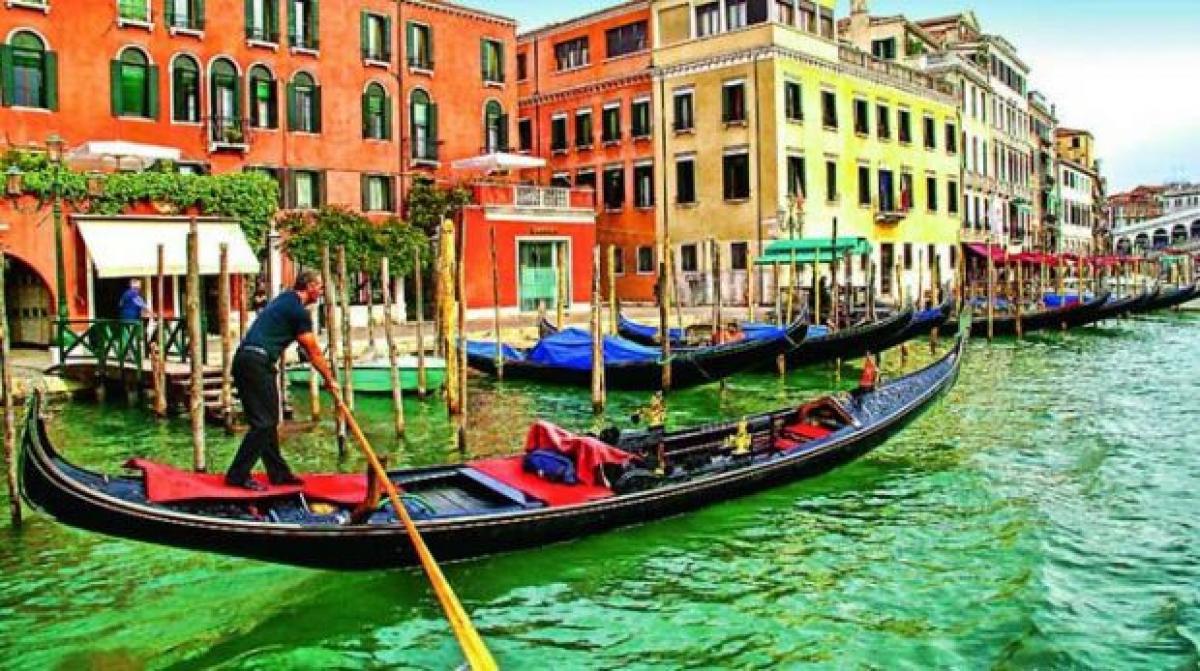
[782,423,833,440]
[470,456,613,507]
[126,459,370,506]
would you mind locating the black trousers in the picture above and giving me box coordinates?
[225,348,293,484]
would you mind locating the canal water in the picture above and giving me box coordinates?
[2,314,1198,669]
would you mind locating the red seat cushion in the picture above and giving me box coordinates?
[782,422,833,441]
[469,457,614,507]
[126,459,370,506]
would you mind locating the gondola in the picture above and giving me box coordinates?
[1133,282,1200,314]
[969,292,1109,337]
[1090,289,1155,322]
[20,324,968,571]
[777,307,915,370]
[615,314,785,348]
[872,296,954,353]
[467,320,809,391]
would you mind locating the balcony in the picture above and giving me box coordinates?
[471,183,595,212]
[209,117,248,151]
[874,200,908,226]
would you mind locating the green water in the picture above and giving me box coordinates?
[2,315,1199,669]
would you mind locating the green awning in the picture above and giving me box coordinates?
[756,237,873,266]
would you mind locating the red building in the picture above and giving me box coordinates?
[0,0,596,343]
[517,1,657,303]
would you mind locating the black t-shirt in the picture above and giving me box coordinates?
[243,291,313,361]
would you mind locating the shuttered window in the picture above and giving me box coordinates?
[287,72,320,132]
[483,101,507,152]
[1,32,57,110]
[407,22,433,69]
[362,83,391,140]
[481,39,504,83]
[166,0,206,30]
[361,12,391,62]
[410,90,437,160]
[288,0,319,50]
[245,0,280,42]
[248,65,277,129]
[111,48,156,118]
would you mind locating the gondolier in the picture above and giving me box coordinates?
[225,271,336,490]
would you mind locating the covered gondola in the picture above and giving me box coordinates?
[969,292,1110,337]
[21,326,967,571]
[466,320,809,391]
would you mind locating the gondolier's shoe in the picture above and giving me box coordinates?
[226,478,268,492]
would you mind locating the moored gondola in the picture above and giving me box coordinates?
[969,292,1109,337]
[21,325,967,571]
[1090,289,1155,322]
[1133,282,1200,314]
[467,320,809,391]
[872,296,954,353]
[777,307,914,370]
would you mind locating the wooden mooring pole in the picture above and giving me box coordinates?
[321,246,343,442]
[556,242,567,330]
[186,217,206,472]
[986,234,996,342]
[591,246,606,414]
[0,256,20,526]
[608,245,618,335]
[489,225,504,381]
[658,257,672,392]
[413,247,427,397]
[381,257,405,436]
[153,244,167,418]
[438,221,462,418]
[219,244,234,433]
[337,246,355,410]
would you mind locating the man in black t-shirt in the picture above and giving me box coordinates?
[225,271,336,490]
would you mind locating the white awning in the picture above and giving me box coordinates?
[451,152,546,173]
[74,216,260,278]
[68,141,183,171]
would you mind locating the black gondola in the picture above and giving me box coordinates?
[969,292,1110,337]
[1133,282,1200,314]
[21,327,968,571]
[1091,289,1155,322]
[872,296,954,352]
[778,307,915,369]
[467,320,809,391]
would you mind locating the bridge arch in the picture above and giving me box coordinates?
[1152,228,1170,249]
[1115,237,1132,255]
[1192,219,1200,240]
[1171,224,1188,244]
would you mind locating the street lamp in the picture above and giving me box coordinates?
[45,134,69,325]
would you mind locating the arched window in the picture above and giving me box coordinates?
[483,100,507,153]
[410,90,437,161]
[171,55,200,122]
[287,72,320,133]
[248,65,277,129]
[111,48,156,118]
[361,82,390,140]
[1134,233,1149,253]
[3,31,56,110]
[209,58,242,143]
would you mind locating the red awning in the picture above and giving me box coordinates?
[966,244,1009,262]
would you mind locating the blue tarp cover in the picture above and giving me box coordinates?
[1042,293,1093,308]
[619,315,683,342]
[622,316,785,343]
[528,328,662,370]
[467,341,525,361]
[804,325,831,340]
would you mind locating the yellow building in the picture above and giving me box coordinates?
[651,0,961,305]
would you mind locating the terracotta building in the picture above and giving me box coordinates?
[517,1,658,303]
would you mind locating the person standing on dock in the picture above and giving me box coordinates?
[118,279,151,322]
[225,271,337,491]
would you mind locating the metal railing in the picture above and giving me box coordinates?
[514,185,570,209]
[56,318,206,370]
[209,116,249,147]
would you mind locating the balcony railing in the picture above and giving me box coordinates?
[471,183,594,211]
[516,185,570,209]
[840,45,957,98]
[209,117,249,150]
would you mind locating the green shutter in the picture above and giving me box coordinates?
[147,65,159,118]
[382,94,392,140]
[0,46,14,107]
[244,0,252,35]
[498,42,505,82]
[361,90,369,138]
[317,170,327,206]
[110,60,123,115]
[497,113,509,151]
[406,22,414,63]
[310,0,319,48]
[286,82,297,129]
[360,12,368,58]
[384,17,392,61]
[427,25,434,68]
[286,0,295,45]
[311,84,321,132]
[361,173,369,211]
[44,51,58,111]
[480,40,487,80]
[429,102,438,150]
[232,74,242,116]
[195,0,205,27]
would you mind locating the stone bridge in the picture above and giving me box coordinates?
[1112,207,1200,255]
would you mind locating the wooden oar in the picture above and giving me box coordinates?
[328,387,497,671]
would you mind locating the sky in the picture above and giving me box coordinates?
[484,0,1200,193]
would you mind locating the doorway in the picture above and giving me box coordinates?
[517,239,569,312]
[4,255,51,346]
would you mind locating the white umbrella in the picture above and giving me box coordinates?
[68,141,183,171]
[451,152,546,173]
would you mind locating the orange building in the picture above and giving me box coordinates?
[0,0,597,341]
[517,1,658,303]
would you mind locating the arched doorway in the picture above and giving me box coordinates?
[4,254,52,346]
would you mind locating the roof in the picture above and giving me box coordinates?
[518,1,649,41]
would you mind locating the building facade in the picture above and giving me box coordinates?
[650,0,961,306]
[1054,128,1104,252]
[1028,90,1058,251]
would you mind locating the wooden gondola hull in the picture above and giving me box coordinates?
[1091,291,1153,322]
[969,293,1109,337]
[22,334,965,570]
[779,308,914,369]
[1134,283,1200,314]
[873,299,953,353]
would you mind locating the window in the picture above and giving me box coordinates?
[481,39,504,83]
[776,0,795,26]
[248,65,277,129]
[880,243,893,293]
[407,22,433,69]
[634,163,654,209]
[551,172,571,188]
[209,58,242,144]
[176,161,208,175]
[606,21,647,58]
[551,115,567,151]
[289,0,319,50]
[555,37,588,71]
[516,53,527,80]
[876,103,891,140]
[723,151,750,200]
[170,55,200,122]
[292,169,322,209]
[899,171,912,210]
[604,165,625,211]
[575,169,596,191]
[825,160,838,202]
[878,168,895,211]
[410,90,437,160]
[167,0,205,30]
[945,122,958,154]
[696,2,720,37]
[2,33,55,110]
[853,98,869,135]
[680,244,698,273]
[574,109,593,148]
[818,7,834,38]
[287,72,320,132]
[948,180,959,215]
[926,175,938,211]
[612,248,625,275]
[798,0,816,32]
[898,108,911,143]
[602,104,622,143]
[483,101,507,152]
[676,157,696,204]
[118,0,150,23]
[923,115,936,150]
[362,174,393,212]
[362,83,391,140]
[786,155,806,199]
[730,242,748,271]
[673,89,694,131]
[871,38,896,60]
[821,90,837,129]
[631,99,651,138]
[518,118,532,152]
[784,81,802,122]
[637,246,654,274]
[361,12,391,62]
[246,0,280,43]
[857,164,871,206]
[903,243,913,270]
[111,48,156,118]
[726,0,747,29]
[722,81,746,123]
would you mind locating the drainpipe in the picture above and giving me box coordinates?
[657,65,671,282]
[397,0,407,210]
